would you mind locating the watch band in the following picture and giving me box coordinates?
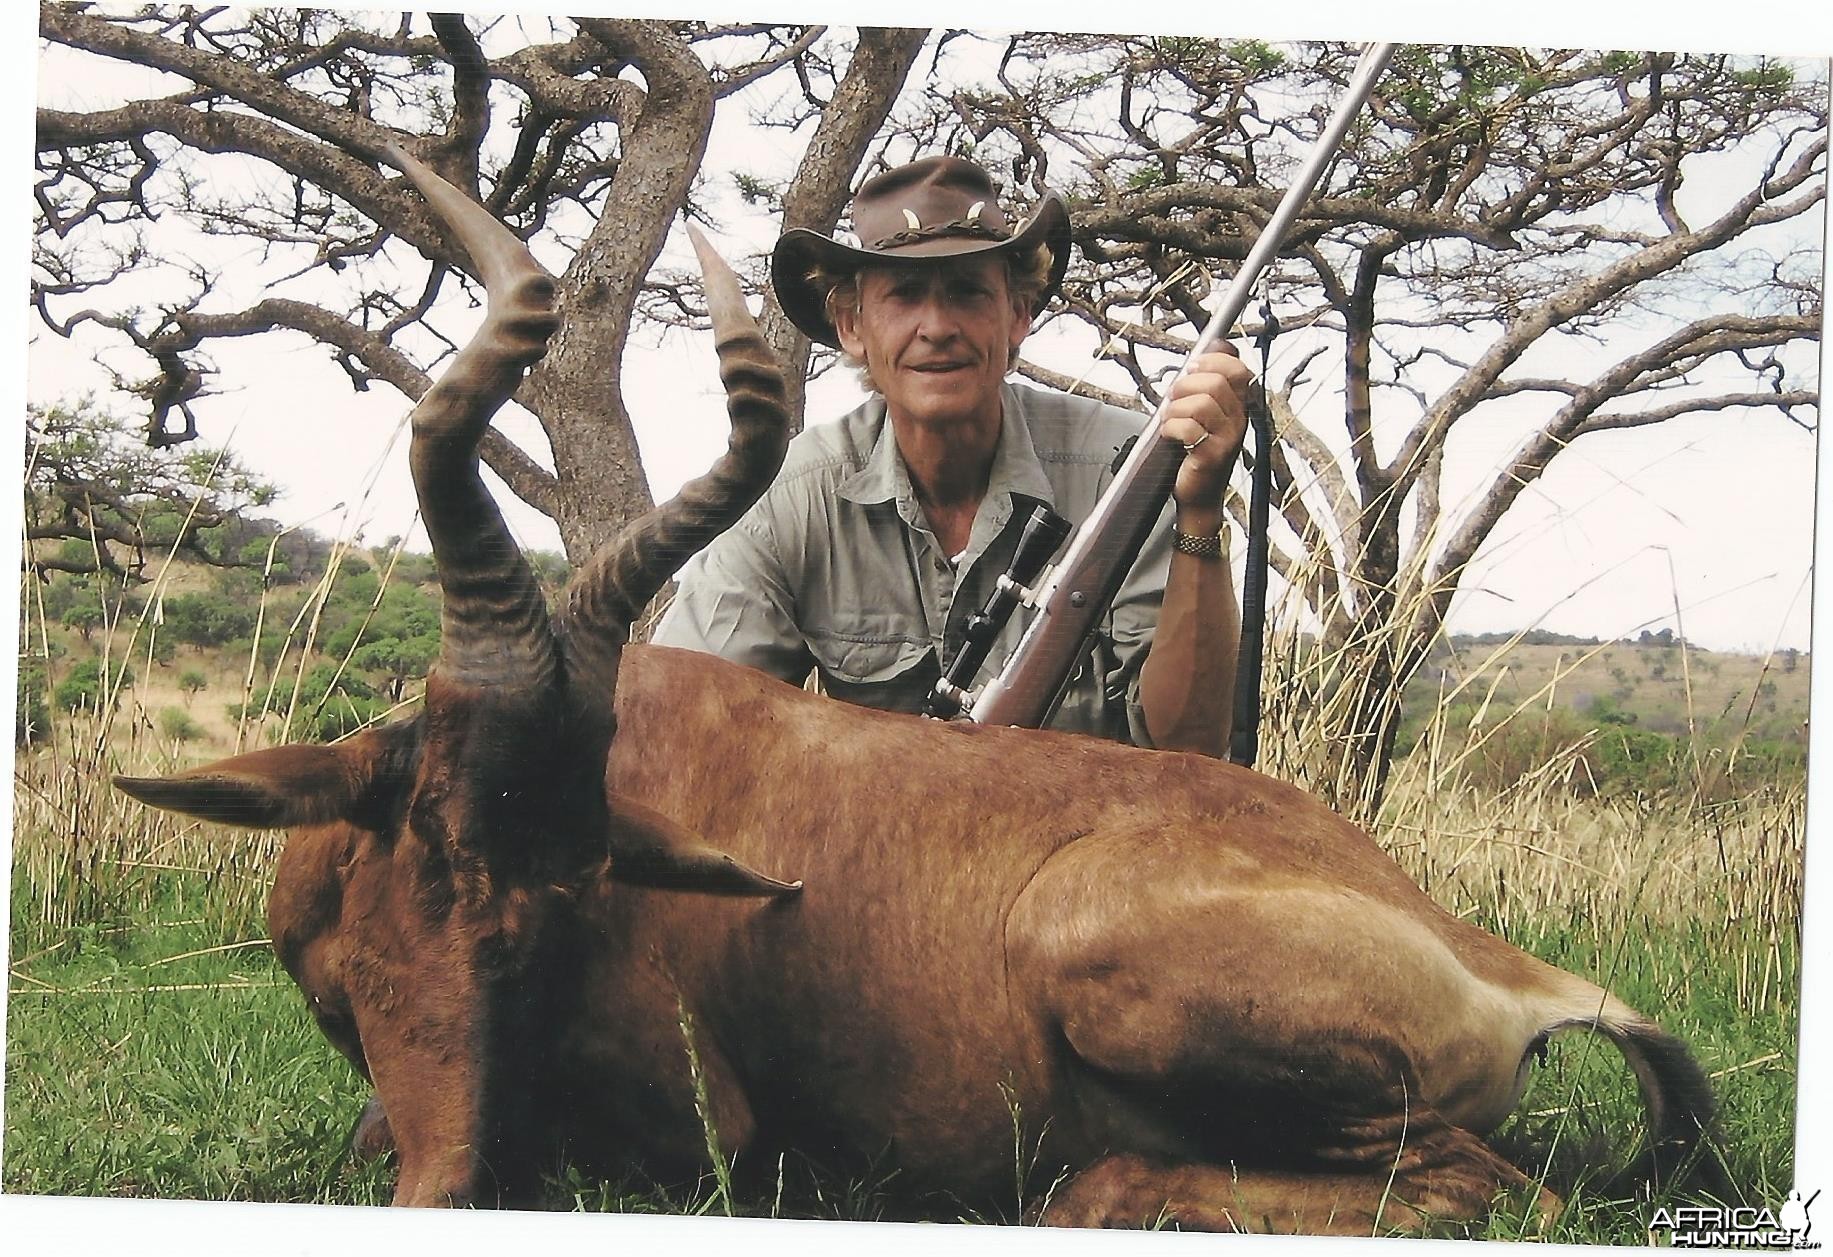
[1172,528,1226,559]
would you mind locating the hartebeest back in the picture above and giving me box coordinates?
[115,148,1729,1227]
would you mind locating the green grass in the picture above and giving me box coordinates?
[7,543,1807,1235]
[1411,638,1810,748]
[4,884,392,1205]
[5,861,1799,1237]
[1476,910,1799,1242]
[1396,639,1810,802]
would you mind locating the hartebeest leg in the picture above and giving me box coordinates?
[1038,1128,1560,1235]
[1035,1011,1559,1234]
[1039,1154,1418,1233]
[1035,1011,1560,1234]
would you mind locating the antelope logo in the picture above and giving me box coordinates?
[1652,1192,1820,1249]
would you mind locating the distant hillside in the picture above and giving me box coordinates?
[1394,631,1809,796]
[18,534,572,754]
[20,534,1810,798]
[1412,632,1808,743]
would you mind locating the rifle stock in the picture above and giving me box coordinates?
[963,42,1396,736]
[967,437,1183,728]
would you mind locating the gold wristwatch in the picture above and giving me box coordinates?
[1172,528,1227,559]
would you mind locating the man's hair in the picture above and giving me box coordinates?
[809,243,1055,391]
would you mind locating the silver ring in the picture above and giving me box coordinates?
[1182,432,1210,453]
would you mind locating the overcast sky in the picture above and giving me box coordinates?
[22,3,1827,659]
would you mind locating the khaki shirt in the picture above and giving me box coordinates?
[652,382,1174,744]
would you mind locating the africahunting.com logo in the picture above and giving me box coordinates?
[1652,1190,1820,1248]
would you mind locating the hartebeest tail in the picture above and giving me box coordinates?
[1609,1021,1732,1197]
[1575,1011,1731,1199]
[1505,966,1730,1203]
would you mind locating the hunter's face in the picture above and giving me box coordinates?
[836,257,1029,437]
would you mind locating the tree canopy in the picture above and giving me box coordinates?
[24,398,280,579]
[890,38,1824,797]
[33,10,1824,801]
[36,7,926,553]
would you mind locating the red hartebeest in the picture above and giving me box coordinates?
[116,147,1728,1229]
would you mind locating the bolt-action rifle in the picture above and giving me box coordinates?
[926,43,1396,765]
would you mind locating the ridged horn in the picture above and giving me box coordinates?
[560,225,791,658]
[389,143,562,691]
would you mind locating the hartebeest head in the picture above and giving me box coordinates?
[115,146,798,1204]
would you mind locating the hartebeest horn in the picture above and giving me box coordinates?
[389,143,562,692]
[390,154,795,897]
[558,225,790,688]
[548,224,798,897]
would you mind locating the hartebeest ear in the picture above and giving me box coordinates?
[605,792,802,897]
[115,725,417,830]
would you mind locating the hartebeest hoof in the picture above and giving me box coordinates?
[349,1093,396,1165]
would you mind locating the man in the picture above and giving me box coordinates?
[655,156,1250,756]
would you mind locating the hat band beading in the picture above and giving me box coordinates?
[869,219,1012,250]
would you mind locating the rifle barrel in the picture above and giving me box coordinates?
[969,43,1395,731]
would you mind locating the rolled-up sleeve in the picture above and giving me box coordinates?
[652,502,814,685]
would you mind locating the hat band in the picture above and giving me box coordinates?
[868,218,1012,251]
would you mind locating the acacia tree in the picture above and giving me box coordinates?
[35,14,1826,804]
[24,399,279,579]
[884,37,1824,805]
[36,6,927,555]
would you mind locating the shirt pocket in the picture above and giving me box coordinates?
[804,623,939,716]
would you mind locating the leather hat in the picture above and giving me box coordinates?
[771,156,1071,348]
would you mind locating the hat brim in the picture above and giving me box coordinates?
[770,193,1071,349]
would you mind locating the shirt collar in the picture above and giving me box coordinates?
[836,399,906,506]
[836,384,1057,514]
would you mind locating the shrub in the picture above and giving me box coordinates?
[1584,694,1636,726]
[158,706,202,742]
[238,536,290,577]
[352,635,439,700]
[1580,725,1684,795]
[148,632,177,666]
[36,572,84,621]
[295,663,388,742]
[161,591,257,650]
[60,602,105,642]
[53,658,132,713]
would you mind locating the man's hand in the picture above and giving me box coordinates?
[1140,343,1251,756]
[1161,344,1254,524]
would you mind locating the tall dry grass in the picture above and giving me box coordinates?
[12,510,422,955]
[16,529,1808,958]
[10,711,285,956]
[11,498,1807,1223]
[1242,536,1804,994]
